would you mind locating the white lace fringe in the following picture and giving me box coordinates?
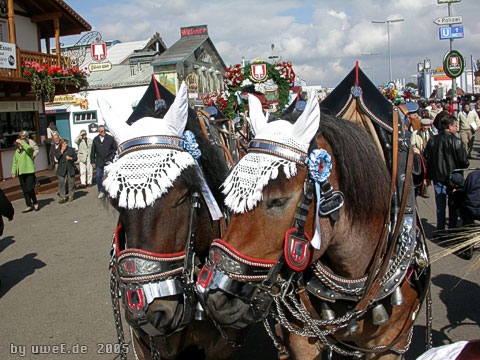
[103,149,195,209]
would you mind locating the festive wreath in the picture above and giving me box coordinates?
[202,90,228,112]
[220,60,296,119]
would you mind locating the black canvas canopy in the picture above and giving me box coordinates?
[126,76,176,125]
[320,64,396,164]
[321,65,393,132]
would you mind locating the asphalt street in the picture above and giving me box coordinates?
[0,141,479,359]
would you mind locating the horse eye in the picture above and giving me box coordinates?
[173,191,189,208]
[266,197,289,209]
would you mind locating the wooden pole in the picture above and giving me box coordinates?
[7,0,15,44]
[54,17,60,65]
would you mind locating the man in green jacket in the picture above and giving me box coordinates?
[11,134,38,212]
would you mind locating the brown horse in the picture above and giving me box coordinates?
[101,81,238,359]
[199,94,429,359]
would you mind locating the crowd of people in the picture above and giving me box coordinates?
[404,98,480,235]
[10,125,117,212]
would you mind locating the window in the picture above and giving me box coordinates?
[73,111,97,124]
[0,20,8,42]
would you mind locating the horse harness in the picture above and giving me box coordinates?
[197,131,430,358]
[197,110,238,168]
[108,134,218,360]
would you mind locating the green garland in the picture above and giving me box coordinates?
[223,62,293,120]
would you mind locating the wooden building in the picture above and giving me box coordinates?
[0,0,90,179]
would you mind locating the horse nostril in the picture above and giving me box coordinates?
[146,299,182,330]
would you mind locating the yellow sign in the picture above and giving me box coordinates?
[88,62,112,72]
[53,95,76,103]
[46,96,89,110]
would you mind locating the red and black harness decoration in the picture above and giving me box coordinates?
[110,191,200,339]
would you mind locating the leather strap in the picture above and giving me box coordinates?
[359,145,414,307]
[356,107,400,311]
[196,111,211,141]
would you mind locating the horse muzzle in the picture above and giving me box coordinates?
[196,239,277,328]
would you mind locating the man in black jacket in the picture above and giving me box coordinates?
[424,114,469,231]
[55,138,78,203]
[90,125,117,198]
[461,169,480,225]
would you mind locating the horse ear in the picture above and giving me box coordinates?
[248,94,267,136]
[163,81,188,136]
[291,92,320,144]
[97,97,129,142]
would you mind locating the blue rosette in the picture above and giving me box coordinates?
[308,149,332,184]
[183,130,201,160]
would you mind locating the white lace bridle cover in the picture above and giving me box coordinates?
[223,93,320,213]
[104,148,195,209]
[223,136,306,213]
[99,82,196,210]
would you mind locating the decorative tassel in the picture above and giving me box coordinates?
[135,190,146,209]
[311,183,322,250]
[118,191,128,209]
[128,190,136,209]
[144,187,154,206]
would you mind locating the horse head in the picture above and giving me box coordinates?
[101,81,231,355]
[199,93,391,335]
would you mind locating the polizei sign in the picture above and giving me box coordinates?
[0,41,16,69]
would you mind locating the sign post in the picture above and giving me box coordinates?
[436,0,462,116]
[433,15,462,25]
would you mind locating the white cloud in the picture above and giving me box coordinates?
[67,0,478,87]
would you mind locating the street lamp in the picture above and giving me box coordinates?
[361,52,383,84]
[417,58,435,98]
[372,18,404,83]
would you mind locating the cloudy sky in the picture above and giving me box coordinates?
[65,0,479,87]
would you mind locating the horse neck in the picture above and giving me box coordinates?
[321,210,385,279]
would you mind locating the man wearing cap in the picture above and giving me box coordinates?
[424,114,469,231]
[458,103,480,157]
[411,117,435,198]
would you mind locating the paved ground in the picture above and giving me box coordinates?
[0,140,479,359]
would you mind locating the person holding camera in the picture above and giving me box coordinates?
[55,138,77,203]
[11,133,38,212]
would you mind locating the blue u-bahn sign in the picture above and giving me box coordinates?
[439,26,464,40]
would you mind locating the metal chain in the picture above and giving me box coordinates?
[263,318,290,358]
[313,266,364,295]
[272,295,363,358]
[426,285,433,350]
[110,270,128,360]
[150,336,162,360]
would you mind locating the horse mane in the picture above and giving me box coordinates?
[182,109,230,207]
[273,112,390,223]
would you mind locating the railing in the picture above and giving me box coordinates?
[0,48,58,80]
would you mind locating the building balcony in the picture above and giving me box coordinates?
[0,48,83,99]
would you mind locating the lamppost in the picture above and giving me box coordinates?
[417,58,435,98]
[361,52,383,84]
[371,19,404,83]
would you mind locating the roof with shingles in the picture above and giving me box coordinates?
[86,64,153,90]
[151,35,208,65]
